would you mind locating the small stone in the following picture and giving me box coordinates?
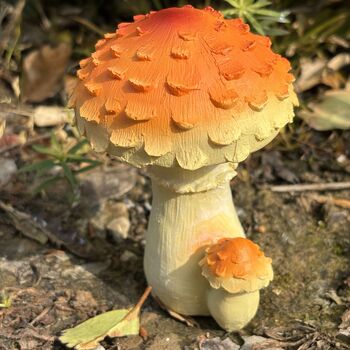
[241,336,273,350]
[90,201,129,232]
[200,337,240,350]
[107,216,130,240]
[0,157,17,188]
[120,250,137,262]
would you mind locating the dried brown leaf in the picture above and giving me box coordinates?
[21,43,71,103]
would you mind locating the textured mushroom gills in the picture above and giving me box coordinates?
[70,5,298,170]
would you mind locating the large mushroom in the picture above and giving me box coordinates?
[69,5,298,327]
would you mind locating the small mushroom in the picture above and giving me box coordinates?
[200,237,273,331]
[69,6,297,324]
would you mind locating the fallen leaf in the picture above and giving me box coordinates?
[295,54,350,93]
[295,58,326,93]
[33,105,73,127]
[59,286,152,350]
[0,200,63,245]
[59,308,139,350]
[299,89,350,130]
[21,43,71,102]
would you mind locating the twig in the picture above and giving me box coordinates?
[125,286,152,321]
[69,15,105,36]
[0,200,63,245]
[29,305,53,326]
[311,194,350,209]
[270,182,350,192]
[0,0,26,57]
[152,294,199,327]
[0,132,51,154]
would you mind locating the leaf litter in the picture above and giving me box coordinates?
[59,286,152,350]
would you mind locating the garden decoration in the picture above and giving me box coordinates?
[200,237,273,331]
[69,5,298,331]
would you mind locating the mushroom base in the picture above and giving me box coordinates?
[144,163,245,315]
[207,288,260,331]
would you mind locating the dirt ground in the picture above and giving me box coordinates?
[0,128,349,350]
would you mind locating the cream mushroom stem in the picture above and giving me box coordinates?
[206,289,260,331]
[144,162,245,315]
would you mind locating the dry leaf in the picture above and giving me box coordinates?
[0,201,49,244]
[296,54,350,93]
[21,43,71,102]
[295,58,326,93]
[59,286,151,350]
[299,89,350,130]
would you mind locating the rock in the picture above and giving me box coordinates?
[325,203,350,231]
[107,216,130,240]
[0,157,17,188]
[199,337,240,350]
[80,163,136,203]
[33,105,73,127]
[120,250,138,262]
[90,201,130,240]
[241,336,271,350]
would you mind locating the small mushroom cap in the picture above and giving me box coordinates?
[70,5,298,170]
[200,237,273,293]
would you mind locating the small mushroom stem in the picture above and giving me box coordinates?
[207,289,260,331]
[144,163,245,315]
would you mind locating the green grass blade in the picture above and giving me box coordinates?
[33,176,62,195]
[32,144,60,158]
[74,163,100,175]
[245,12,265,34]
[19,159,56,173]
[61,163,77,189]
[68,139,89,155]
[250,0,272,9]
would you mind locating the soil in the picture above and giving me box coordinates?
[0,130,350,350]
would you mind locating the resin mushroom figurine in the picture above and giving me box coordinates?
[200,237,273,331]
[69,5,298,328]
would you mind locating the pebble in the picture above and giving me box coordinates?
[107,216,130,240]
[91,201,130,240]
[199,337,240,350]
[0,157,17,188]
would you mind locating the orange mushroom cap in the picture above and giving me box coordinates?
[200,237,273,293]
[70,5,298,170]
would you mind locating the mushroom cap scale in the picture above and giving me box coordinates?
[70,5,298,170]
[200,237,273,293]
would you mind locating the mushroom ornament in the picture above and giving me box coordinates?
[200,237,273,331]
[69,6,298,330]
